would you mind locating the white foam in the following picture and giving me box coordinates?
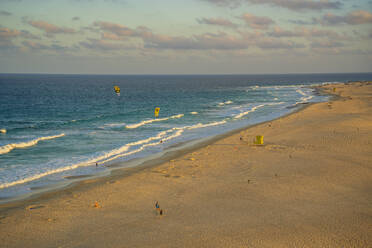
[234,104,266,119]
[0,119,229,189]
[125,114,184,129]
[297,95,314,104]
[186,120,227,130]
[100,123,127,129]
[0,133,65,155]
[0,129,174,189]
[219,100,233,106]
[295,88,314,103]
[100,129,185,164]
[302,95,314,102]
[296,89,307,96]
[233,102,284,119]
[190,112,198,115]
[0,127,184,189]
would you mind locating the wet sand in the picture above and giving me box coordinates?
[1,82,372,247]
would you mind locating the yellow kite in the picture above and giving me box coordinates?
[154,107,160,117]
[114,86,120,96]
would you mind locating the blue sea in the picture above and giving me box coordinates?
[1,73,371,200]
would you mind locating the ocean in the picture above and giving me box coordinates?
[1,73,371,201]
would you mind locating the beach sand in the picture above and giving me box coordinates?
[1,82,372,247]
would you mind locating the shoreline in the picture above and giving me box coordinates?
[1,81,371,247]
[0,90,321,207]
[0,97,317,208]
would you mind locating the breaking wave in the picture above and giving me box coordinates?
[0,119,227,189]
[0,133,65,155]
[125,114,184,129]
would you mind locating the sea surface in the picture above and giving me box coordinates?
[1,73,371,200]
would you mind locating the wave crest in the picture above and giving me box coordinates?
[0,133,65,155]
[125,114,184,129]
[0,119,229,189]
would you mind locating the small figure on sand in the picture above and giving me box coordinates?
[155,201,164,216]
[96,162,98,167]
[240,136,243,141]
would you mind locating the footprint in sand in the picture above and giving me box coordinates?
[265,144,287,151]
[0,216,6,223]
[163,174,182,179]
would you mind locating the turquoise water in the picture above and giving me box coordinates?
[1,73,371,199]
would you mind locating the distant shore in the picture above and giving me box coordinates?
[1,81,372,247]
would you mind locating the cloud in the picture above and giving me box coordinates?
[288,18,318,25]
[257,39,306,49]
[197,17,237,28]
[0,10,12,16]
[0,25,59,52]
[94,21,249,50]
[94,21,147,38]
[239,30,307,50]
[22,40,50,50]
[200,0,242,8]
[246,0,342,11]
[0,27,40,40]
[28,20,76,36]
[201,0,342,11]
[0,27,21,39]
[89,22,226,50]
[80,38,140,50]
[90,21,309,52]
[322,10,372,25]
[311,47,372,56]
[146,32,249,50]
[241,13,275,29]
[21,40,71,52]
[72,16,80,21]
[267,27,300,37]
[267,26,346,39]
[310,40,344,48]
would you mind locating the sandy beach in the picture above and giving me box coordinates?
[1,81,372,247]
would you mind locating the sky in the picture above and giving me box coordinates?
[0,0,371,74]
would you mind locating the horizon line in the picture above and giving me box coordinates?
[1,72,371,76]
